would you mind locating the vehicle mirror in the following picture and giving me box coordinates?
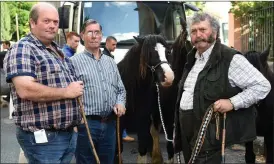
[58,6,70,29]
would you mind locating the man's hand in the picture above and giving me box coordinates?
[213,99,234,113]
[65,81,84,99]
[113,104,126,117]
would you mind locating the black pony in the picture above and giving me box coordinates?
[244,45,273,163]
[117,35,175,163]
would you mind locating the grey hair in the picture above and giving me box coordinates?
[190,12,220,37]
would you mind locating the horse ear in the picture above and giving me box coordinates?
[260,44,271,63]
[133,36,144,44]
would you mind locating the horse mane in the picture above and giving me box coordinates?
[118,43,141,90]
[170,17,192,84]
[118,35,170,111]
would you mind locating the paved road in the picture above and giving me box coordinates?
[1,105,266,163]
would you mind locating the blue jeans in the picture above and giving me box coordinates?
[76,119,116,164]
[16,127,77,164]
[122,129,127,138]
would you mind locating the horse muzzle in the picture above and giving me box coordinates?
[161,71,174,87]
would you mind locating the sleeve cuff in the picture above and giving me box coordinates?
[229,96,243,110]
[6,72,36,83]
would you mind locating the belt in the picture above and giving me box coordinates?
[86,114,116,122]
[45,126,74,132]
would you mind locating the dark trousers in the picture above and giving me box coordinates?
[75,119,116,164]
[179,109,221,164]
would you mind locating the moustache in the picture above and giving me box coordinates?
[194,35,215,44]
[195,38,207,44]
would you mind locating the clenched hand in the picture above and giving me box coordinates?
[213,99,234,113]
[113,104,126,117]
[65,81,84,99]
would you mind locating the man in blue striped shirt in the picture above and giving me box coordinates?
[71,19,126,164]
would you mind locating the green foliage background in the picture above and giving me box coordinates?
[1,2,36,41]
[230,1,274,25]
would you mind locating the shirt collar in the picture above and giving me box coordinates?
[27,32,60,51]
[84,48,103,59]
[195,41,216,61]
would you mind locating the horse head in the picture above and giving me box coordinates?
[244,44,272,79]
[134,35,174,87]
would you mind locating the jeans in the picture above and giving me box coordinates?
[122,129,127,138]
[76,119,116,164]
[16,127,77,164]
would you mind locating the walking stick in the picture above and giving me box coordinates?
[221,113,227,164]
[77,98,100,164]
[117,116,122,164]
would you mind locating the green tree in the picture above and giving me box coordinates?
[6,2,36,41]
[230,1,273,24]
[0,2,11,40]
[185,2,206,16]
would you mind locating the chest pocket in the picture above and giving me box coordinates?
[204,65,224,100]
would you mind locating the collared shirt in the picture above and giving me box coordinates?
[70,49,126,117]
[62,44,76,58]
[3,33,82,132]
[180,43,271,110]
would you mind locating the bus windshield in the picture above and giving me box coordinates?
[83,2,139,43]
[82,1,184,43]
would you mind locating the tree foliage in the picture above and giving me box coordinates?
[0,2,11,40]
[185,2,206,16]
[1,2,36,41]
[230,2,273,20]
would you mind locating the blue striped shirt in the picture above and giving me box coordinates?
[70,49,126,116]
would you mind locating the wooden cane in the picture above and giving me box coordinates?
[221,113,227,164]
[117,116,122,164]
[77,98,100,164]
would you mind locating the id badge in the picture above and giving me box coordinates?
[34,129,48,143]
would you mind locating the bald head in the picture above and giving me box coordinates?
[29,2,57,26]
[29,2,59,46]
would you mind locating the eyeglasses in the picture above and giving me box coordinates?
[86,31,102,37]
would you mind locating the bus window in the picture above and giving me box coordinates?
[83,2,139,43]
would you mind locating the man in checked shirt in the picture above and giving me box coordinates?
[70,19,126,164]
[4,3,84,164]
[173,12,271,164]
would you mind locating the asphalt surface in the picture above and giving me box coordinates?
[0,105,266,163]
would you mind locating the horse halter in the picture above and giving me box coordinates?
[146,61,169,73]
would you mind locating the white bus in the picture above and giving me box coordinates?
[56,1,199,63]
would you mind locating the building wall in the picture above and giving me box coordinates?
[228,12,242,51]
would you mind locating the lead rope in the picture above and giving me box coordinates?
[156,83,183,163]
[188,104,220,164]
[155,83,173,142]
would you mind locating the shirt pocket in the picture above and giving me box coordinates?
[204,67,223,100]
